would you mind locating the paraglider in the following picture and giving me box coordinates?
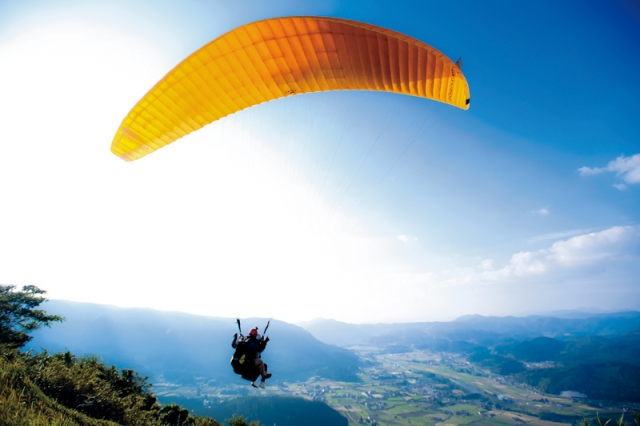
[111,16,470,161]
[231,319,272,388]
[111,17,471,384]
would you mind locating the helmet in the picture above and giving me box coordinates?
[249,328,258,336]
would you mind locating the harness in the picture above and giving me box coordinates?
[230,319,270,382]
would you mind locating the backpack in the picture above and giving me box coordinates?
[230,337,260,382]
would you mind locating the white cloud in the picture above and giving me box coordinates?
[548,226,639,266]
[613,183,627,191]
[485,251,548,278]
[608,154,640,183]
[529,228,598,242]
[397,234,408,242]
[578,165,604,176]
[579,154,640,185]
[388,226,640,288]
[249,225,639,321]
[479,259,494,270]
[533,207,549,216]
[484,226,640,279]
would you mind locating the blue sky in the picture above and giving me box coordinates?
[0,0,638,322]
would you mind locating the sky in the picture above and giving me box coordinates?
[0,0,639,323]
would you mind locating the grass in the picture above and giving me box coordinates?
[0,355,117,426]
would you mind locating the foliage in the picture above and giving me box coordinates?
[519,362,640,402]
[24,350,161,424]
[464,330,640,402]
[0,347,118,426]
[156,403,222,425]
[467,348,525,375]
[582,411,640,426]
[159,403,190,425]
[558,335,640,367]
[0,284,64,348]
[192,396,348,426]
[30,300,361,385]
[507,336,566,362]
[226,415,261,426]
[1,345,224,425]
[499,334,640,368]
[0,286,240,426]
[315,364,360,381]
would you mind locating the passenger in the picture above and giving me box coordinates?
[246,327,272,388]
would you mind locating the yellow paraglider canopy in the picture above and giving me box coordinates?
[111,16,470,161]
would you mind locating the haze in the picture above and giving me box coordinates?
[0,0,638,323]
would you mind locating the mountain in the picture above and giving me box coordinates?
[519,362,640,402]
[452,312,640,336]
[502,336,566,362]
[299,312,640,348]
[26,300,360,385]
[297,313,640,402]
[296,318,380,347]
[171,396,348,426]
[497,333,640,367]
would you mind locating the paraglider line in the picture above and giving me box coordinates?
[328,108,401,219]
[349,109,438,224]
[317,106,360,204]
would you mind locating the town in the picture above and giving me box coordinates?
[155,349,639,426]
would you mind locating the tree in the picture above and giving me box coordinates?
[158,403,190,425]
[227,415,261,426]
[0,284,64,348]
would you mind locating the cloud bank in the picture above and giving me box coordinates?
[579,153,640,189]
[386,226,640,321]
[482,226,640,279]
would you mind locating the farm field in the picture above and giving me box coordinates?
[155,350,637,426]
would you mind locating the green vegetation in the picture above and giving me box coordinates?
[482,333,640,402]
[0,349,116,426]
[504,337,566,362]
[1,346,232,425]
[156,347,638,426]
[187,396,348,426]
[519,362,640,402]
[498,334,640,368]
[4,285,639,425]
[468,348,526,375]
[31,299,361,385]
[582,411,640,426]
[0,284,64,349]
[0,284,232,426]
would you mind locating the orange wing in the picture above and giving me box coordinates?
[111,16,470,161]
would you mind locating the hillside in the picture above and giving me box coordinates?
[0,348,222,426]
[497,334,640,367]
[299,312,640,348]
[0,354,117,426]
[502,336,566,362]
[168,396,348,426]
[299,312,640,403]
[1,349,346,426]
[519,362,640,402]
[27,300,360,385]
[3,290,354,426]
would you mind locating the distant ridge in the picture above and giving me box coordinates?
[298,311,640,347]
[27,300,360,384]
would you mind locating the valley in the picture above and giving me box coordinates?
[154,349,637,426]
[24,302,640,425]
